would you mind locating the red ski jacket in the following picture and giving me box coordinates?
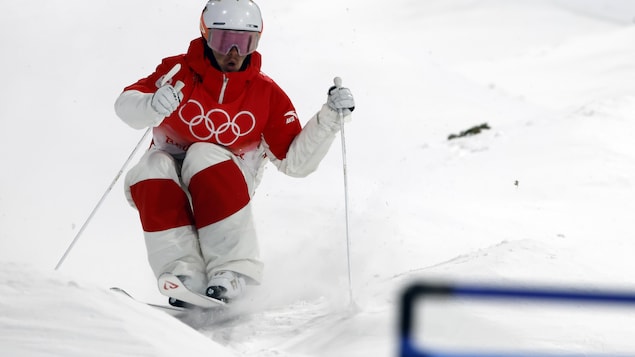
[123,38,302,160]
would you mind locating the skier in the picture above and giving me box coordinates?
[114,0,355,304]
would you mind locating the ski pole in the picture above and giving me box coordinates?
[54,127,151,270]
[54,64,182,271]
[334,77,354,306]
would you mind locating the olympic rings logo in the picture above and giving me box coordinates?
[178,99,256,146]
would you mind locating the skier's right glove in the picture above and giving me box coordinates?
[151,83,184,118]
[149,63,185,124]
[114,63,185,129]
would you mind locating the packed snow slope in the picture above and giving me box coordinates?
[2,0,635,356]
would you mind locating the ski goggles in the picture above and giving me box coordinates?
[205,28,260,56]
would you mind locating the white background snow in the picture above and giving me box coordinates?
[2,0,635,355]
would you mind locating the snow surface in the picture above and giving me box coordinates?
[2,0,635,355]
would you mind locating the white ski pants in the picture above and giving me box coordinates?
[124,142,263,288]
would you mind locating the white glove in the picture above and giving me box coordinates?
[151,83,184,117]
[327,77,355,115]
[150,63,185,121]
[318,77,354,131]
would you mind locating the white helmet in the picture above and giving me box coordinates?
[200,0,263,34]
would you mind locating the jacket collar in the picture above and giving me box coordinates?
[185,38,262,103]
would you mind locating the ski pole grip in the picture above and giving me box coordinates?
[174,81,185,92]
[161,63,182,87]
[334,76,343,88]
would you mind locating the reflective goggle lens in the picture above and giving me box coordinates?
[207,29,260,56]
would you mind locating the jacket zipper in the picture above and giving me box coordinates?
[218,75,228,104]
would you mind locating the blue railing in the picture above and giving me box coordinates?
[400,282,635,357]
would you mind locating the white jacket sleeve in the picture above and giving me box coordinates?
[265,104,341,178]
[114,90,164,129]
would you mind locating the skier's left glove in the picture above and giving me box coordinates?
[327,81,355,115]
[318,77,355,131]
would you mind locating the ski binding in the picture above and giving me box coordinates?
[158,273,226,309]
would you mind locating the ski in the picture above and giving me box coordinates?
[110,287,186,315]
[158,273,226,309]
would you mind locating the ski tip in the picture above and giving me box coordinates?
[110,287,133,298]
